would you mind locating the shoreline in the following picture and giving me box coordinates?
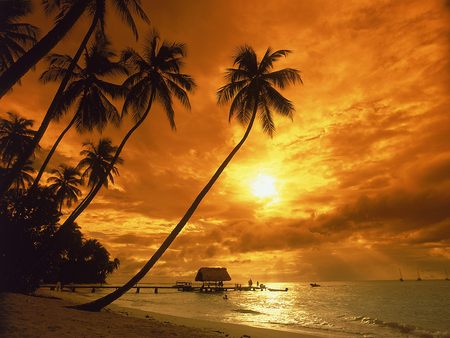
[0,289,327,338]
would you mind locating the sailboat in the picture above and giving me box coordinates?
[417,269,422,281]
[445,268,449,281]
[399,268,404,282]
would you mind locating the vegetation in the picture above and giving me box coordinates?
[0,114,120,293]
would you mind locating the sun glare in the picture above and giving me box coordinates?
[251,174,278,198]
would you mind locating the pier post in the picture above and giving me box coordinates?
[136,287,140,294]
[154,288,158,294]
[91,287,96,293]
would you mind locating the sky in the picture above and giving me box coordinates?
[2,0,450,282]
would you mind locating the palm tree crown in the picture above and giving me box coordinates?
[40,33,126,132]
[121,30,196,128]
[43,0,149,40]
[77,138,123,189]
[0,0,39,74]
[0,112,36,168]
[217,46,302,136]
[47,164,82,211]
[10,160,35,195]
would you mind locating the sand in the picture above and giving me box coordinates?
[0,290,325,338]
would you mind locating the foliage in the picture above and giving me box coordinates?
[217,46,302,136]
[78,138,123,189]
[0,188,60,293]
[0,0,39,74]
[40,33,127,130]
[0,112,36,167]
[0,187,119,293]
[47,164,82,211]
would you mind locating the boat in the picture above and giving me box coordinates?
[399,268,404,282]
[445,268,449,281]
[310,283,320,287]
[268,287,288,292]
[417,269,422,281]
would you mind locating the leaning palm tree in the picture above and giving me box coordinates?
[0,0,39,75]
[75,45,301,311]
[0,0,148,97]
[47,164,82,212]
[32,33,126,187]
[0,0,149,195]
[61,30,195,232]
[0,112,36,168]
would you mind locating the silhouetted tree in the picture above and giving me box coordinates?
[33,33,126,186]
[78,138,122,189]
[0,112,36,168]
[0,187,60,293]
[75,45,301,311]
[61,30,195,230]
[0,0,149,195]
[47,165,82,212]
[44,223,119,284]
[9,160,35,196]
[0,187,119,292]
[0,0,38,75]
[70,138,122,216]
[0,0,148,97]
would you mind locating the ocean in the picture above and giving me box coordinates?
[79,280,450,337]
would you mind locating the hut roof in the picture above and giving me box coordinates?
[195,267,231,282]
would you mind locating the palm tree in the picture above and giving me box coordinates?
[75,46,301,311]
[78,138,123,189]
[0,0,149,195]
[9,160,35,195]
[32,33,126,187]
[47,165,82,212]
[0,0,39,75]
[71,138,122,215]
[0,0,148,97]
[61,30,195,232]
[0,112,36,168]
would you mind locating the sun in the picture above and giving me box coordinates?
[250,174,278,198]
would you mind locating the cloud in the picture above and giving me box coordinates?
[2,0,450,282]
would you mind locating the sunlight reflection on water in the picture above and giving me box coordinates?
[79,281,450,338]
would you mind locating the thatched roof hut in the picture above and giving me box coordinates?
[195,267,231,282]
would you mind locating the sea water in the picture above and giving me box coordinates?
[80,280,450,337]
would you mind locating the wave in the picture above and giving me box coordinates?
[232,309,264,315]
[349,315,450,338]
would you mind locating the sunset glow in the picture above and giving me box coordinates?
[1,0,449,284]
[250,174,277,199]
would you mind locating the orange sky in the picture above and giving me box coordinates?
[3,0,450,282]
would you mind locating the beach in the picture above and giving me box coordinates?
[0,290,321,338]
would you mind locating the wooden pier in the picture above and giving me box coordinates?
[40,283,282,293]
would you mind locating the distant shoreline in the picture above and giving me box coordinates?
[0,289,325,338]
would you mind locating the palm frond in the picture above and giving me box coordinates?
[112,0,149,40]
[259,101,275,137]
[263,68,302,88]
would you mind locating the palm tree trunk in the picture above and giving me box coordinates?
[32,112,78,188]
[74,101,259,312]
[0,0,90,98]
[61,93,156,229]
[0,13,99,197]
